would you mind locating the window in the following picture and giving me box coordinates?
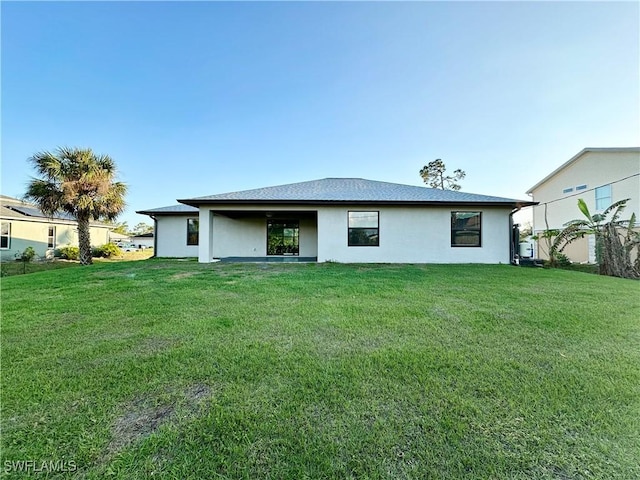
[348,211,379,246]
[595,184,612,210]
[575,184,587,191]
[0,222,10,249]
[267,220,299,255]
[187,218,199,245]
[47,226,56,249]
[451,212,482,247]
[562,187,573,194]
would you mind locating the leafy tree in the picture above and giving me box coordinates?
[25,147,127,266]
[531,228,561,265]
[16,247,37,274]
[518,222,533,241]
[419,159,466,191]
[551,198,640,279]
[530,203,561,266]
[111,222,130,235]
[133,222,153,235]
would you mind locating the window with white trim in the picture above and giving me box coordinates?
[595,184,612,210]
[0,222,10,249]
[48,226,56,249]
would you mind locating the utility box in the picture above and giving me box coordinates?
[519,242,534,258]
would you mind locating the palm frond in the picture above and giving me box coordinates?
[604,198,629,223]
[24,178,66,217]
[551,223,588,254]
[28,151,64,182]
[562,219,592,229]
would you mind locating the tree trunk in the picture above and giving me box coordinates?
[599,223,639,279]
[77,213,93,266]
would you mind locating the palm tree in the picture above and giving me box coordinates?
[25,147,127,265]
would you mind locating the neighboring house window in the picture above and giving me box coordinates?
[563,187,573,194]
[0,222,10,249]
[575,184,587,191]
[348,211,379,246]
[48,226,56,249]
[451,212,482,247]
[595,184,612,210]
[187,218,199,245]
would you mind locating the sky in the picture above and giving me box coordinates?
[2,1,639,228]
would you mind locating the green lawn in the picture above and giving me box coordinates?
[1,249,153,277]
[1,261,639,479]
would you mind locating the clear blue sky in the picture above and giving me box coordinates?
[2,1,638,227]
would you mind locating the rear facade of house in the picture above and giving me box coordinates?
[139,178,533,264]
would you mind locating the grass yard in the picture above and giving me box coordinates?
[1,249,154,277]
[1,261,639,479]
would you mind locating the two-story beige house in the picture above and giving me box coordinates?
[527,147,640,263]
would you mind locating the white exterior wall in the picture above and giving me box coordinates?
[208,214,317,258]
[316,205,512,264]
[212,215,267,257]
[193,207,318,261]
[155,215,199,258]
[131,236,154,248]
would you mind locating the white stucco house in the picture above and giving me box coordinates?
[131,233,154,249]
[527,147,640,263]
[109,231,131,244]
[138,178,534,264]
[0,195,111,261]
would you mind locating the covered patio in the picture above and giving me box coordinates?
[200,209,318,262]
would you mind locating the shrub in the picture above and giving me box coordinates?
[555,253,572,267]
[18,246,36,263]
[57,246,80,261]
[93,243,122,258]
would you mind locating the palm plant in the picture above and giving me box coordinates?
[551,198,640,279]
[25,147,127,265]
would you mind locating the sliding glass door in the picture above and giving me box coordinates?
[267,220,299,255]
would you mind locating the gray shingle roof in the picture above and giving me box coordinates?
[0,195,107,225]
[136,204,199,215]
[178,178,533,207]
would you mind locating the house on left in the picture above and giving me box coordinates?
[0,195,111,261]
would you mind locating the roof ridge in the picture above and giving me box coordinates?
[173,177,532,207]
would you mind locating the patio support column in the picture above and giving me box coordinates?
[198,209,213,263]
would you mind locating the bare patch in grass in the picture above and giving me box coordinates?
[107,384,211,455]
[169,271,202,281]
[137,336,181,355]
[431,305,460,322]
